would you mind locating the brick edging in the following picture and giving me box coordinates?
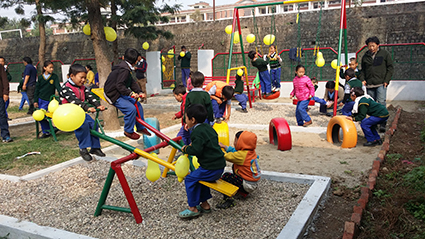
[342,106,403,239]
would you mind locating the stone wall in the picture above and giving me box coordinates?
[0,2,424,71]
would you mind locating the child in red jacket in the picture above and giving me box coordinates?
[172,85,190,145]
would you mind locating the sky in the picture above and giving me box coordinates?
[0,0,237,20]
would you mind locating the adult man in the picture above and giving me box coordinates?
[177,45,191,87]
[22,57,38,115]
[0,60,12,142]
[135,54,148,103]
[0,56,12,120]
[359,36,394,132]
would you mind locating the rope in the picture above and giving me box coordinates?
[252,9,262,55]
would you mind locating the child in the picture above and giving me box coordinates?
[290,65,315,127]
[347,87,389,147]
[248,50,272,97]
[205,81,234,123]
[267,45,282,92]
[234,73,248,113]
[60,64,106,161]
[180,104,226,219]
[312,81,344,116]
[172,85,191,145]
[184,71,214,125]
[18,73,29,111]
[340,68,365,116]
[34,60,61,138]
[186,71,194,92]
[217,131,261,209]
[340,57,361,80]
[104,48,151,140]
[85,65,95,88]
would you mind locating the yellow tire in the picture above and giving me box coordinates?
[326,115,358,148]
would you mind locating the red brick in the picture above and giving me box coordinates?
[343,232,354,239]
[384,137,390,145]
[378,150,386,160]
[372,160,381,171]
[351,212,362,225]
[353,205,363,215]
[358,198,367,208]
[344,221,357,235]
[376,157,384,163]
[368,179,376,191]
[361,187,371,197]
[371,169,378,177]
[360,192,369,203]
[382,142,390,151]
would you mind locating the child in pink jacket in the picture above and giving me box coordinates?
[289,65,315,127]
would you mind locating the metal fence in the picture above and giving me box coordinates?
[7,60,64,83]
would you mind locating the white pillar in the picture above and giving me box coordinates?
[146,51,171,95]
[198,50,215,77]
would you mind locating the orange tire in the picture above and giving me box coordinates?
[326,115,358,148]
[269,118,292,151]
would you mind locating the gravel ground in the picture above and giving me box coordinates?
[0,160,309,239]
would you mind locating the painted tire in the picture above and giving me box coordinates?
[269,118,292,151]
[326,115,358,148]
[213,121,229,146]
[292,99,315,106]
[263,91,280,100]
[143,118,161,154]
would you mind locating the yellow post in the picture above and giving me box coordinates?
[133,148,176,171]
[161,147,178,178]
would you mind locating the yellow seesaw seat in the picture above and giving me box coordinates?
[200,179,239,197]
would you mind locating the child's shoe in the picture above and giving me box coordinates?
[271,86,276,92]
[137,128,152,136]
[303,120,312,127]
[80,148,93,161]
[363,141,378,147]
[275,88,280,92]
[241,108,248,113]
[216,198,235,209]
[124,131,140,140]
[2,136,13,143]
[90,148,106,157]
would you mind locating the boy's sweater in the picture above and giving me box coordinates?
[104,61,142,104]
[359,48,394,86]
[184,88,214,122]
[234,75,244,94]
[34,73,61,102]
[251,57,269,72]
[224,131,260,182]
[343,78,363,103]
[290,75,315,101]
[178,51,191,68]
[268,52,281,69]
[60,79,100,111]
[353,96,389,122]
[174,92,187,125]
[182,123,226,170]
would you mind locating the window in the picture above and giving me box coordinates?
[284,5,294,12]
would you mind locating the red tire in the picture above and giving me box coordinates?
[269,118,292,151]
[263,91,280,100]
[292,99,315,105]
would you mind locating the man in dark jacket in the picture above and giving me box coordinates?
[22,57,38,115]
[177,45,191,87]
[104,48,151,140]
[359,36,394,132]
[0,62,12,142]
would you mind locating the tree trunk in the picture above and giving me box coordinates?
[86,0,120,131]
[36,0,45,72]
[111,0,120,66]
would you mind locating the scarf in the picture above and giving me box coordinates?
[352,94,373,114]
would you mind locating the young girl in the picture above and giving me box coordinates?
[34,60,61,138]
[289,65,315,127]
[60,64,106,161]
[186,71,194,92]
[267,45,282,92]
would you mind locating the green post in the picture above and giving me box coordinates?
[46,118,58,142]
[344,28,348,67]
[94,167,116,217]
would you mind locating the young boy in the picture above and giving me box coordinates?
[205,81,235,123]
[248,50,272,97]
[347,87,389,147]
[217,131,261,209]
[312,81,344,116]
[104,48,151,140]
[234,73,248,113]
[180,104,226,219]
[184,71,214,124]
[172,85,190,145]
[340,68,365,116]
[340,57,360,79]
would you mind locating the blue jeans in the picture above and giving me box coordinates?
[270,67,281,89]
[295,99,311,126]
[235,93,248,110]
[367,85,387,107]
[181,68,190,87]
[38,99,51,134]
[0,98,10,140]
[361,116,388,142]
[341,101,355,116]
[4,99,9,118]
[19,92,29,110]
[177,125,191,145]
[75,114,101,149]
[259,70,271,94]
[185,167,224,207]
[312,96,327,113]
[211,99,227,119]
[113,95,145,133]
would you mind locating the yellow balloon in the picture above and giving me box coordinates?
[32,110,45,121]
[161,56,165,62]
[146,159,161,182]
[180,51,185,57]
[40,108,47,114]
[162,65,166,72]
[142,42,149,50]
[192,156,200,169]
[175,155,190,178]
[52,104,86,132]
[104,27,117,42]
[48,98,59,113]
[316,57,325,67]
[177,177,184,183]
[246,34,256,43]
[331,59,340,69]
[83,24,91,36]
[316,51,323,58]
[167,49,174,58]
[233,31,240,44]
[263,34,276,45]
[225,25,233,34]
[237,68,244,76]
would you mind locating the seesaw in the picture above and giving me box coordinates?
[88,88,239,223]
